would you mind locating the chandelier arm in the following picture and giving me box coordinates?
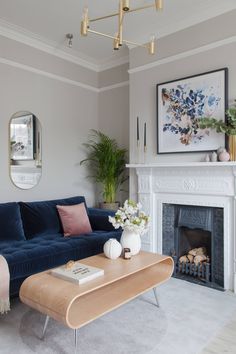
[88,29,147,49]
[123,39,147,48]
[118,0,123,46]
[90,12,119,23]
[87,29,117,41]
[128,3,156,14]
[89,3,157,23]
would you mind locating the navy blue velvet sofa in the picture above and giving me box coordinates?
[0,196,121,296]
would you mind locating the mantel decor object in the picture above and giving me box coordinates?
[229,135,236,161]
[157,68,228,154]
[218,148,230,162]
[199,99,236,161]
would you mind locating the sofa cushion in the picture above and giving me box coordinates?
[0,230,121,280]
[88,207,116,231]
[0,202,25,241]
[19,196,86,239]
[57,203,92,236]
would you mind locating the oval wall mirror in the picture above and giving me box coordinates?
[9,111,42,190]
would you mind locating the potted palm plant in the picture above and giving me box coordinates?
[80,130,128,210]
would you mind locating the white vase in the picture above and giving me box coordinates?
[120,229,141,256]
[103,238,122,260]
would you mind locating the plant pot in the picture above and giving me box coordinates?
[99,202,120,211]
[120,229,141,256]
[229,135,236,161]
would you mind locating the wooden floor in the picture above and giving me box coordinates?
[202,312,236,354]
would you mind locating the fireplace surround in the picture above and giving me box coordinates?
[127,162,236,292]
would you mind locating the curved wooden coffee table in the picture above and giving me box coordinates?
[20,251,173,352]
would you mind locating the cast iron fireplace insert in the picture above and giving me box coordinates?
[162,204,224,290]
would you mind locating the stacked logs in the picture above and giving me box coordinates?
[179,247,210,265]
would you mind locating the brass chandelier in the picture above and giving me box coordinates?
[81,0,164,55]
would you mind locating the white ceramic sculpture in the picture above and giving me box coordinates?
[103,238,122,260]
[219,149,230,162]
[211,151,217,162]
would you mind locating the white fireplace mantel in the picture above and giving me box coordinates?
[127,162,236,292]
[127,161,236,168]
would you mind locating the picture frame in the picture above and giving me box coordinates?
[10,114,35,160]
[156,68,228,154]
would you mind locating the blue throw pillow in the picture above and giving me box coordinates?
[19,196,86,239]
[0,202,26,241]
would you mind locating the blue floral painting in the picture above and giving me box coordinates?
[157,69,227,153]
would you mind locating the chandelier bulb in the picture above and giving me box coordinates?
[81,6,89,36]
[122,0,130,12]
[113,34,119,50]
[155,0,163,11]
[149,35,156,55]
[83,6,89,20]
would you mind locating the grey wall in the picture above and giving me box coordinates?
[0,36,98,88]
[129,10,236,199]
[0,35,99,205]
[0,35,130,205]
[98,63,129,88]
[0,61,98,205]
[98,62,130,204]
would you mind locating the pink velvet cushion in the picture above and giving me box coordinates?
[56,203,92,237]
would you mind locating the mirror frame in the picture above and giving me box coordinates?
[9,111,42,190]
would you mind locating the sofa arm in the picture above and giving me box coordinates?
[88,208,117,231]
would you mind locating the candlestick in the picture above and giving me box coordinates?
[144,122,146,151]
[137,116,139,146]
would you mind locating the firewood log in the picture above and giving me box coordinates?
[189,248,198,256]
[189,247,206,256]
[196,247,206,256]
[179,255,188,263]
[194,255,207,265]
[187,254,194,263]
[179,254,194,263]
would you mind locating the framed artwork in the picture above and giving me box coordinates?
[157,68,228,154]
[10,114,35,160]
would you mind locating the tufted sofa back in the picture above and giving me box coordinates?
[19,196,86,239]
[0,196,86,242]
[0,202,25,242]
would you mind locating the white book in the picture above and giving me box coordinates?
[51,262,104,285]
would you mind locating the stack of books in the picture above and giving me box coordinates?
[51,262,104,284]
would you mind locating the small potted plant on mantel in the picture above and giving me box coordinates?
[198,100,236,161]
[80,130,128,210]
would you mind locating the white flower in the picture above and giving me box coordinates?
[108,200,150,235]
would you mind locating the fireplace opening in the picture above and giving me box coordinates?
[173,227,211,283]
[162,204,224,290]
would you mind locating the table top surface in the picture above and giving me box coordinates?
[24,251,171,298]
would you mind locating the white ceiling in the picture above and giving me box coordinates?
[0,0,235,69]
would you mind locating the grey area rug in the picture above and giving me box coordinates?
[1,278,236,354]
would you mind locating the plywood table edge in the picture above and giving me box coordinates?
[20,253,174,329]
[66,257,174,329]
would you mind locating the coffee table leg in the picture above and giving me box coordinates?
[41,315,50,340]
[153,287,160,308]
[74,329,78,354]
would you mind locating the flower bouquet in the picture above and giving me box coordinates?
[109,200,150,255]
